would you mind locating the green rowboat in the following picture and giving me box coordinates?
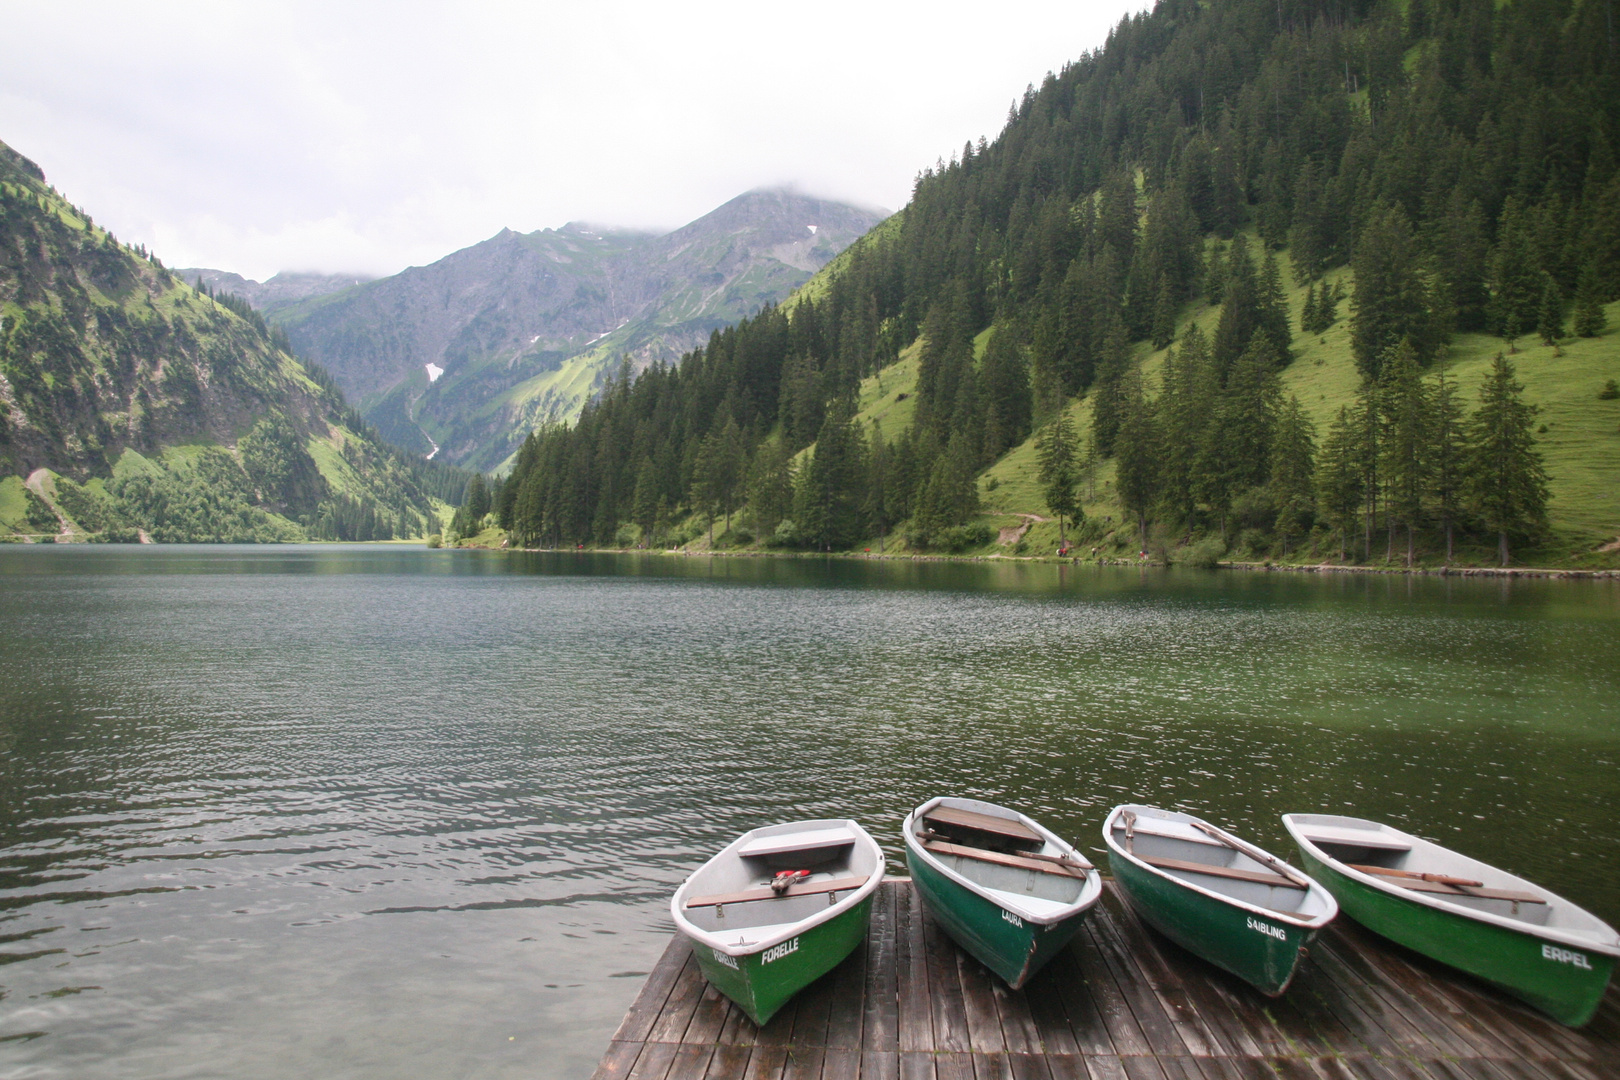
[1104,805,1338,996]
[903,796,1102,989]
[671,819,884,1026]
[1283,813,1619,1027]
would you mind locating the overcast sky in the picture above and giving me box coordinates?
[1,1,1145,281]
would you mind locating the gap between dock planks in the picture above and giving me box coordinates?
[592,881,1619,1080]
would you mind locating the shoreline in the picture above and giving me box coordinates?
[474,541,1620,580]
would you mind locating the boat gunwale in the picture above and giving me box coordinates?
[1282,813,1620,956]
[1103,804,1337,930]
[671,818,886,958]
[902,795,1101,926]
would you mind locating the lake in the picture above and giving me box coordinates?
[1,545,1617,1078]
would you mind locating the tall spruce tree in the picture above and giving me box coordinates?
[1035,410,1081,548]
[1379,341,1432,567]
[1316,406,1364,562]
[1350,203,1440,379]
[1466,354,1549,567]
[1270,395,1317,556]
[1114,366,1160,544]
[1428,362,1468,564]
[1572,261,1608,337]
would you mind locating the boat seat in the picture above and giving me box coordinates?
[923,838,1089,879]
[923,806,1043,845]
[1298,827,1413,852]
[736,827,858,859]
[1347,864,1545,904]
[685,873,869,908]
[1140,854,1306,890]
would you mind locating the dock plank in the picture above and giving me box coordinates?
[596,881,1619,1080]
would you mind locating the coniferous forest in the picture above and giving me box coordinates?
[466,0,1620,567]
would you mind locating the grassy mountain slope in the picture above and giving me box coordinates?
[0,139,464,543]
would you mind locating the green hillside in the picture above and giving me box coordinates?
[0,139,469,543]
[458,0,1620,569]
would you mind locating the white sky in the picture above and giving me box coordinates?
[0,1,1145,280]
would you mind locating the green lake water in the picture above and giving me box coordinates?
[0,545,1616,1077]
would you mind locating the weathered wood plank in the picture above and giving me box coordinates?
[863,1049,900,1080]
[994,979,1047,1055]
[819,1047,860,1080]
[779,1047,822,1080]
[664,1044,716,1080]
[592,1039,644,1080]
[923,902,975,1052]
[702,1044,753,1080]
[1079,1057,1130,1080]
[1100,891,1256,1058]
[822,912,868,1051]
[1008,1051,1056,1080]
[958,945,1010,1053]
[683,983,732,1045]
[627,1041,679,1080]
[1068,922,1156,1056]
[614,939,697,1043]
[972,1053,1016,1080]
[932,1052,976,1080]
[647,953,710,1044]
[899,1049,938,1080]
[1022,959,1084,1057]
[1083,897,1196,1057]
[785,965,834,1049]
[743,1045,789,1080]
[862,882,900,1051]
[897,883,935,1051]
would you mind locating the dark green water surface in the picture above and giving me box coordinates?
[1,545,1617,1078]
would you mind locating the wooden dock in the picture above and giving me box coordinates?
[593,881,1618,1080]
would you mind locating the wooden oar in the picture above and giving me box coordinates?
[1347,863,1483,888]
[919,829,1093,871]
[1190,820,1315,889]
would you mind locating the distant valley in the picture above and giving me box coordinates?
[191,190,886,471]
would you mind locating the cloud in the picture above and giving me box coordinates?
[2,0,1144,278]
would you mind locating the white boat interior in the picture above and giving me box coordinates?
[678,820,882,941]
[908,796,1096,923]
[1108,805,1335,924]
[1286,813,1620,944]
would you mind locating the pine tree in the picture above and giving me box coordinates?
[1301,282,1322,336]
[1350,203,1440,379]
[1035,410,1080,548]
[1428,362,1467,564]
[1536,273,1565,345]
[1090,320,1130,455]
[1270,395,1317,556]
[1466,354,1549,567]
[1316,406,1364,562]
[1379,341,1432,567]
[1257,249,1293,362]
[746,438,795,540]
[1157,327,1213,525]
[1487,198,1542,348]
[1572,261,1608,337]
[1150,275,1177,350]
[1113,367,1160,544]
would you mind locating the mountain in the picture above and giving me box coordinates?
[172,268,374,314]
[0,139,469,543]
[482,0,1620,570]
[267,189,887,470]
